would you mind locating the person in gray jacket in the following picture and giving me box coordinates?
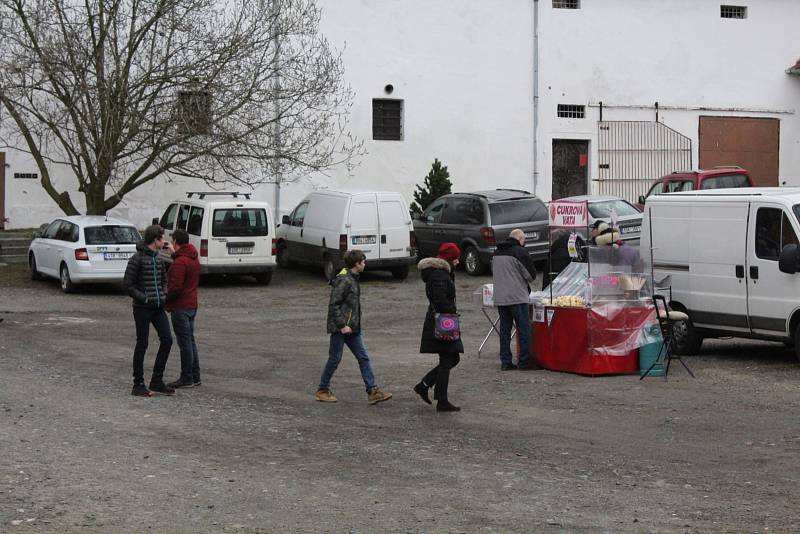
[491,229,539,370]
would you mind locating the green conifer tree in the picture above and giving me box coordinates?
[410,159,453,216]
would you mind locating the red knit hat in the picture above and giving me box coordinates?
[437,242,461,263]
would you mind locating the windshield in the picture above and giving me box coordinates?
[489,198,547,225]
[212,208,268,237]
[84,225,141,245]
[589,200,640,218]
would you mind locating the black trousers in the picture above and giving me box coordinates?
[422,352,460,402]
[132,306,173,386]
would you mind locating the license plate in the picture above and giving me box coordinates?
[228,247,253,255]
[524,231,540,240]
[622,225,641,234]
[103,252,133,260]
[352,235,377,245]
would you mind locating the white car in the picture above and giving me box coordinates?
[28,215,141,293]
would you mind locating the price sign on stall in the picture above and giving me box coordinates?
[548,200,589,228]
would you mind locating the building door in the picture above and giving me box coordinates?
[0,152,5,229]
[552,140,588,199]
[699,116,779,187]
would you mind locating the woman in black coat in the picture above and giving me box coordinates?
[413,243,464,412]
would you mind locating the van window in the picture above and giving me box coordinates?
[212,209,269,237]
[85,225,141,245]
[176,204,190,230]
[701,174,749,190]
[489,198,548,225]
[291,202,309,227]
[160,204,178,230]
[756,208,798,260]
[351,201,378,227]
[443,197,484,225]
[187,207,204,236]
[379,201,406,227]
[424,198,446,223]
[666,181,693,193]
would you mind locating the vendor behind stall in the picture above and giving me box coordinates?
[543,228,585,288]
[594,224,644,273]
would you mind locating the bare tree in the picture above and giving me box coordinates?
[0,0,361,215]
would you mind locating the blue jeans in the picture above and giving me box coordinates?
[132,306,172,385]
[171,309,200,383]
[319,332,376,392]
[498,303,531,367]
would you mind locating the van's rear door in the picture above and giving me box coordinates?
[348,195,380,260]
[377,194,411,260]
[746,203,800,337]
[209,206,271,265]
[685,201,750,333]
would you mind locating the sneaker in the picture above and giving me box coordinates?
[167,378,195,389]
[148,381,176,396]
[367,387,392,405]
[501,363,518,371]
[315,389,338,403]
[131,384,153,397]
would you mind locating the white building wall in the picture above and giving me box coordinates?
[536,0,800,200]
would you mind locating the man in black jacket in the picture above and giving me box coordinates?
[123,225,175,397]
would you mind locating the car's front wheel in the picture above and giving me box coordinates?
[462,246,486,276]
[60,264,76,293]
[29,254,43,281]
[391,265,410,280]
[672,312,702,355]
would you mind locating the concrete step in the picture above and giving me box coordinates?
[0,244,30,255]
[0,254,28,264]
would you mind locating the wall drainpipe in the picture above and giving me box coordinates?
[532,0,540,196]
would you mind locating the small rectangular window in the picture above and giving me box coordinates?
[720,5,747,19]
[557,104,585,119]
[187,207,205,236]
[553,0,580,8]
[372,99,403,141]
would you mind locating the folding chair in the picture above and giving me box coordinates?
[641,294,695,380]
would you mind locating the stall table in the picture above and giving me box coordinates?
[531,302,656,376]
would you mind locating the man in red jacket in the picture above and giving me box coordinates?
[166,229,202,388]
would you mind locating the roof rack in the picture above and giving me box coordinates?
[186,191,252,200]
[711,165,743,170]
[495,188,531,194]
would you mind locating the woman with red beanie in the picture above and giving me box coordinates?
[414,242,464,412]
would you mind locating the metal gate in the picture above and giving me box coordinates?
[597,121,691,202]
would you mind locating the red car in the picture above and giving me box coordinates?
[636,167,753,210]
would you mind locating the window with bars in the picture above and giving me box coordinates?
[372,99,403,141]
[557,104,585,119]
[553,0,580,9]
[720,5,747,19]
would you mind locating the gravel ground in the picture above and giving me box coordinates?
[1,261,800,533]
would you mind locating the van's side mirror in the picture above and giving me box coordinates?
[638,195,646,205]
[151,217,160,225]
[282,215,291,225]
[779,244,800,274]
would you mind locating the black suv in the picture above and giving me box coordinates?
[412,189,549,275]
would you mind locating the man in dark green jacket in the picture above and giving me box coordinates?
[123,225,175,397]
[316,250,392,405]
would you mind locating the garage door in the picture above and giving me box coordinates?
[699,116,779,187]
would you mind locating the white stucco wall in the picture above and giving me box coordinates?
[535,0,800,200]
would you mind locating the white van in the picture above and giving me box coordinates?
[642,187,800,358]
[276,190,416,279]
[155,192,276,284]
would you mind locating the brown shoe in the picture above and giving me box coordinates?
[367,387,392,405]
[315,389,338,403]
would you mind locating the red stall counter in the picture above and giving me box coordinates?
[532,303,656,376]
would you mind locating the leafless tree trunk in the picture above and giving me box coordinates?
[0,0,361,215]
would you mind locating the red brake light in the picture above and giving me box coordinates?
[200,239,208,257]
[74,248,89,261]
[271,238,276,256]
[480,227,496,245]
[339,234,348,253]
[409,230,417,248]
